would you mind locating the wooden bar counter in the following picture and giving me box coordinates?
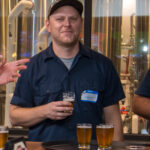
[26,142,44,150]
[26,141,150,150]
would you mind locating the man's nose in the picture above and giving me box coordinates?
[64,18,71,26]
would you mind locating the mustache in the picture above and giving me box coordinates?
[61,30,73,32]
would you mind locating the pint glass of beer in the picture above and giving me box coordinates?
[77,123,92,149]
[63,91,75,113]
[0,126,9,149]
[96,124,114,150]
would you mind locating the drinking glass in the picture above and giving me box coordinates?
[96,124,114,150]
[126,145,145,150]
[77,123,92,149]
[0,126,9,150]
[63,91,75,113]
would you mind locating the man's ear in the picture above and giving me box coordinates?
[45,19,51,32]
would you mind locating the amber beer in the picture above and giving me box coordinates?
[96,124,114,149]
[65,98,74,106]
[77,123,92,149]
[64,98,74,113]
[0,126,8,149]
[63,92,75,113]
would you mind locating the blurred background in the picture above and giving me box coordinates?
[0,0,150,137]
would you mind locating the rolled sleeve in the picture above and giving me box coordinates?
[10,95,33,107]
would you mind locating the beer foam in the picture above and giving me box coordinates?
[64,98,74,101]
[97,125,114,128]
[77,125,92,128]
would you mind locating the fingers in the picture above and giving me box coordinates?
[52,111,72,120]
[17,65,27,71]
[7,59,29,73]
[48,101,73,120]
[56,101,73,107]
[55,106,73,114]
[0,58,29,84]
[7,77,17,83]
[15,58,30,66]
[12,73,21,78]
[8,73,21,83]
[15,59,29,72]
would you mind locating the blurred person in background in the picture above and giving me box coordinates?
[132,69,150,120]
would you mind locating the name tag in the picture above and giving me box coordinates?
[81,90,98,103]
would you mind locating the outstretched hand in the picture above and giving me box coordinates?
[0,55,30,85]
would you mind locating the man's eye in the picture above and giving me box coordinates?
[56,18,63,21]
[70,17,77,21]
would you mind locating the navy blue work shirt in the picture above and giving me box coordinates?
[135,69,150,98]
[11,42,125,142]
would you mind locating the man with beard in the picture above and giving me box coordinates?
[10,0,125,142]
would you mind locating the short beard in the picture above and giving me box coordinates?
[54,37,79,48]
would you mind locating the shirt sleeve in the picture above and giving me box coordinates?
[10,62,34,107]
[135,69,150,98]
[102,60,125,107]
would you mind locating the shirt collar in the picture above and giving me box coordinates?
[43,43,57,61]
[43,42,91,61]
[78,42,91,58]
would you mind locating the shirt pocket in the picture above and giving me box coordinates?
[33,83,62,106]
[76,80,103,112]
[79,81,103,102]
[75,81,103,123]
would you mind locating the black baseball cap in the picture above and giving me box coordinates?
[47,0,83,18]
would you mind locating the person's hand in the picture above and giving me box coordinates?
[0,56,30,85]
[45,101,73,120]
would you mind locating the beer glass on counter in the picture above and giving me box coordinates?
[126,145,145,150]
[77,123,92,149]
[0,126,9,150]
[63,91,75,113]
[96,124,114,150]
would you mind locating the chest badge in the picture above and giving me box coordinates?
[81,90,98,103]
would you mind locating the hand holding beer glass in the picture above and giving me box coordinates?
[0,126,8,150]
[77,123,92,149]
[63,91,75,113]
[96,124,114,150]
